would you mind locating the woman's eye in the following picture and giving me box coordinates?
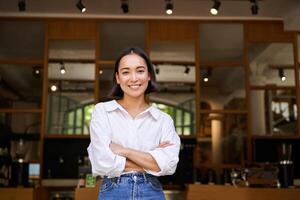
[122,71,129,75]
[137,70,145,73]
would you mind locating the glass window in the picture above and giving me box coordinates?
[199,113,247,164]
[0,21,44,59]
[47,40,95,135]
[200,23,243,62]
[0,64,43,109]
[251,89,297,136]
[99,22,145,60]
[200,67,246,110]
[249,43,295,86]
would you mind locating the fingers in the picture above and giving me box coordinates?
[158,141,173,148]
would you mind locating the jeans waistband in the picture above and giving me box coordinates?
[104,172,155,184]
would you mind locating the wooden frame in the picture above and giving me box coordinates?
[1,17,300,192]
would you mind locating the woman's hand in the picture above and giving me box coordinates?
[158,141,173,148]
[110,142,127,157]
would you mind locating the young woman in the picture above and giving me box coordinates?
[87,47,181,200]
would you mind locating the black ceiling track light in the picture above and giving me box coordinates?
[121,0,129,14]
[18,0,26,12]
[250,0,259,15]
[155,66,160,75]
[184,66,190,75]
[278,68,286,82]
[210,0,221,15]
[76,0,86,13]
[165,0,173,15]
[202,68,212,82]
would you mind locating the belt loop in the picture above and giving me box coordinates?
[142,172,147,182]
[117,175,121,184]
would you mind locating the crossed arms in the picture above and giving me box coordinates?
[110,141,173,173]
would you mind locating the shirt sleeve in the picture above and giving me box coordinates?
[87,104,126,177]
[145,115,181,176]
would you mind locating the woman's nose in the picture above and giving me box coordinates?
[130,72,138,81]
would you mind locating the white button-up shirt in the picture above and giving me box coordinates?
[87,100,181,178]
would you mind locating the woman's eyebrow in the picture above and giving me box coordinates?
[119,67,130,71]
[136,65,146,69]
[119,65,146,71]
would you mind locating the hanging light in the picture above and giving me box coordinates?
[155,66,160,75]
[184,66,190,75]
[18,0,26,12]
[50,85,58,92]
[210,0,221,15]
[121,0,129,14]
[278,68,286,82]
[76,0,86,13]
[165,0,173,15]
[33,65,41,78]
[203,68,212,82]
[60,62,66,75]
[250,0,259,15]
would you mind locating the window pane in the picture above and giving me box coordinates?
[100,22,145,60]
[199,113,247,164]
[0,64,43,109]
[249,43,295,86]
[251,89,297,136]
[200,23,243,62]
[200,67,246,110]
[0,21,44,59]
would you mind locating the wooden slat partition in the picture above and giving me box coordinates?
[148,20,197,42]
[47,20,97,40]
[244,21,294,42]
[187,184,300,200]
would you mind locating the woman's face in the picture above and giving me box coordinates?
[116,53,150,99]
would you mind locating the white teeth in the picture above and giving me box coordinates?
[129,85,140,89]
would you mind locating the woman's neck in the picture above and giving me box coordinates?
[117,95,149,118]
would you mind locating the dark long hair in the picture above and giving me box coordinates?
[110,47,158,99]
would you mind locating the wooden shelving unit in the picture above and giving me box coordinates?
[1,17,300,197]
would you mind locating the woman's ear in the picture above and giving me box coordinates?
[115,73,120,84]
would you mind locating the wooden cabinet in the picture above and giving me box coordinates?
[74,180,101,200]
[187,184,300,200]
[0,188,38,200]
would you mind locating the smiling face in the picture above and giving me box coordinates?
[115,53,151,100]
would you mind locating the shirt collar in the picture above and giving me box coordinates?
[148,107,160,120]
[104,100,160,120]
[104,100,123,112]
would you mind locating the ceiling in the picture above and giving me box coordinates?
[0,0,298,22]
[1,0,300,104]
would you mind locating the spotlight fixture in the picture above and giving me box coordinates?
[33,65,41,78]
[50,85,58,92]
[250,0,258,15]
[203,68,212,82]
[184,66,190,75]
[121,0,129,14]
[76,0,86,13]
[99,69,103,75]
[165,0,173,15]
[278,68,286,82]
[18,0,26,12]
[60,62,66,75]
[155,66,160,75]
[210,0,221,15]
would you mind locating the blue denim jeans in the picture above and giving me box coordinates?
[98,172,166,200]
